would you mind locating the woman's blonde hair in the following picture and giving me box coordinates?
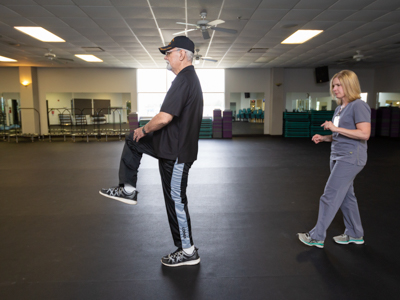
[330,70,361,104]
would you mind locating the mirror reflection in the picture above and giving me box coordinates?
[46,92,131,136]
[230,92,264,135]
[1,93,21,136]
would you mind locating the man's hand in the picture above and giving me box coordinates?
[133,127,145,142]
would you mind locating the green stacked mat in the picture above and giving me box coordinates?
[283,112,310,137]
[200,118,212,139]
[310,110,335,136]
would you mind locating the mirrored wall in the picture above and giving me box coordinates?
[46,92,131,134]
[1,93,21,135]
[230,92,265,135]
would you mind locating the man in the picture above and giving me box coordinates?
[99,36,203,267]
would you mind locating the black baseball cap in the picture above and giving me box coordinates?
[159,36,195,54]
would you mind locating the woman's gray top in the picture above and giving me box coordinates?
[330,99,371,166]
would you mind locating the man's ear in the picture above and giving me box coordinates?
[179,50,186,62]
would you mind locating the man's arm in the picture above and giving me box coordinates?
[133,112,173,142]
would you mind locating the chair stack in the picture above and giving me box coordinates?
[128,112,139,134]
[283,112,310,137]
[390,107,400,138]
[213,109,222,139]
[310,110,335,136]
[199,118,212,139]
[223,110,232,139]
[370,108,376,137]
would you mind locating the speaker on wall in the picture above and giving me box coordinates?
[244,92,250,98]
[315,66,329,83]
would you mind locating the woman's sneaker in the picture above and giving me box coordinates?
[333,234,364,245]
[297,232,324,248]
[99,186,138,205]
[161,247,200,267]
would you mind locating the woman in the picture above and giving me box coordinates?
[297,70,371,248]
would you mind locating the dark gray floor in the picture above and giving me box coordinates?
[1,136,399,300]
[232,120,264,135]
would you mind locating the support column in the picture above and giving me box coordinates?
[268,68,285,135]
[19,67,40,134]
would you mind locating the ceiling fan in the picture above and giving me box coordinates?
[194,48,217,64]
[336,50,372,64]
[42,49,74,64]
[173,11,237,40]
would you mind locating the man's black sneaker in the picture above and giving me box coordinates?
[99,186,138,205]
[161,247,200,267]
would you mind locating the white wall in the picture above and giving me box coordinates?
[0,68,20,92]
[374,65,400,93]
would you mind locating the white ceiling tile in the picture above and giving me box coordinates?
[43,5,87,18]
[27,17,70,28]
[294,0,337,10]
[329,0,375,10]
[79,6,121,18]
[115,7,153,19]
[343,10,391,21]
[374,11,400,22]
[61,17,99,28]
[313,10,358,21]
[281,9,324,21]
[74,0,112,5]
[35,0,74,4]
[364,0,400,10]
[259,0,299,9]
[6,5,54,17]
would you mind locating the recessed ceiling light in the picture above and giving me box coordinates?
[14,26,65,42]
[0,55,17,62]
[281,30,323,44]
[75,55,103,62]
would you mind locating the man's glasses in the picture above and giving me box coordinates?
[165,49,181,56]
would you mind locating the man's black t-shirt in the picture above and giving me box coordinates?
[153,65,203,163]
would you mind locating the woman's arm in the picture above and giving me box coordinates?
[321,121,370,141]
[312,134,332,144]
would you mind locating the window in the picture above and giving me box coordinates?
[137,69,224,117]
[360,93,367,102]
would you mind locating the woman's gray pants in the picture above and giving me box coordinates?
[309,160,364,241]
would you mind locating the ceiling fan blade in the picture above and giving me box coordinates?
[172,29,197,36]
[207,19,225,26]
[176,22,198,27]
[201,58,218,62]
[210,27,237,34]
[58,57,74,62]
[202,29,210,40]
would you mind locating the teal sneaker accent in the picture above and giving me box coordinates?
[297,232,324,248]
[333,234,364,245]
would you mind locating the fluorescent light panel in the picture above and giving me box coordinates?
[14,27,65,42]
[281,30,323,44]
[75,55,103,62]
[0,55,17,62]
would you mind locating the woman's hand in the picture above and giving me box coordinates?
[312,134,324,144]
[312,134,332,144]
[321,120,337,132]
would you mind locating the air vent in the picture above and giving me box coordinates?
[81,47,105,52]
[248,48,268,53]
